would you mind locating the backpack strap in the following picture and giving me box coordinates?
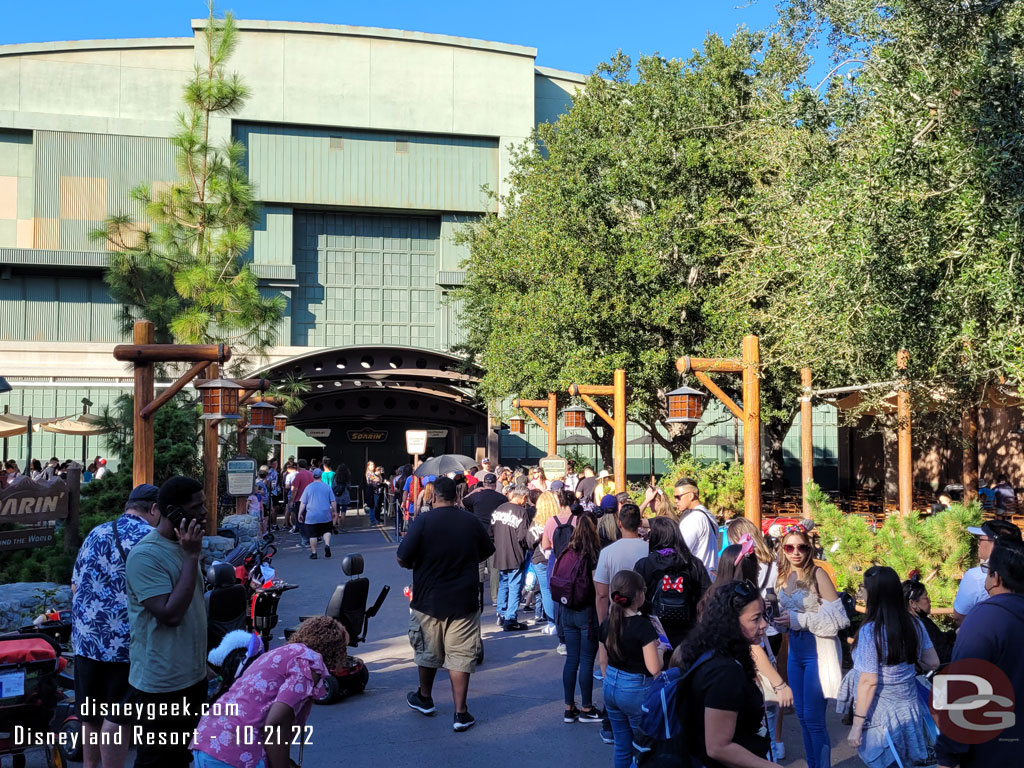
[112,516,128,563]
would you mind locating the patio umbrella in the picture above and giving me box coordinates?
[627,433,659,479]
[41,413,112,436]
[414,454,477,478]
[694,435,733,447]
[558,434,595,445]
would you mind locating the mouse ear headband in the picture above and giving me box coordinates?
[734,533,755,567]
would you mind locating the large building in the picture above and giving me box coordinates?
[0,18,852,484]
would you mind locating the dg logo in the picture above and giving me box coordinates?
[930,658,1016,745]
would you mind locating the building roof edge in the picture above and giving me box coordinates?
[0,37,193,58]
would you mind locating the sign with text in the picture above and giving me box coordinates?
[427,429,448,438]
[0,478,69,523]
[226,457,257,497]
[0,527,56,552]
[405,430,428,455]
[348,428,388,443]
[539,456,568,481]
[306,428,331,438]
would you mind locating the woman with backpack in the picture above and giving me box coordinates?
[672,581,776,767]
[598,569,664,768]
[552,513,603,724]
[847,566,939,768]
[633,517,709,651]
[775,526,849,768]
[543,490,579,653]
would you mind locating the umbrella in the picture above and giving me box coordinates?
[627,433,659,478]
[41,413,112,436]
[558,434,595,445]
[695,435,733,447]
[414,454,477,478]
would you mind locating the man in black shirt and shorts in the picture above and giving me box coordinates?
[398,476,495,732]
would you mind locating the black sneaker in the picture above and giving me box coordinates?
[453,712,476,732]
[309,553,318,560]
[579,708,602,723]
[503,620,528,632]
[324,546,332,558]
[407,690,436,715]
[564,706,580,723]
[496,615,505,627]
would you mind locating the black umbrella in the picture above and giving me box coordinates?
[558,434,596,445]
[413,454,478,478]
[695,435,734,446]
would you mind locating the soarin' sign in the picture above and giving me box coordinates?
[0,478,69,523]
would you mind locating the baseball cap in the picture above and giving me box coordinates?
[98,458,107,466]
[128,483,160,504]
[600,494,619,511]
[483,472,497,484]
[968,519,1023,543]
[549,480,565,491]
[312,468,323,478]
[481,457,491,464]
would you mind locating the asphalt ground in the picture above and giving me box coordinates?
[23,516,860,768]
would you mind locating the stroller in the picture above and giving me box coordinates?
[0,631,72,768]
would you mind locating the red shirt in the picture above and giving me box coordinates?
[465,475,479,487]
[290,469,315,504]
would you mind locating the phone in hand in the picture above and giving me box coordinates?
[166,506,186,530]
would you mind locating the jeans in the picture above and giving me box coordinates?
[603,666,650,768]
[561,606,598,707]
[496,564,526,621]
[530,559,556,623]
[789,629,830,768]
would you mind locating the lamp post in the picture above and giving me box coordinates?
[568,369,627,493]
[81,397,92,466]
[676,336,762,526]
[512,392,558,458]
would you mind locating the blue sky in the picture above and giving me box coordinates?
[2,1,782,76]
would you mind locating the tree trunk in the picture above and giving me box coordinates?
[766,422,786,495]
[585,421,614,471]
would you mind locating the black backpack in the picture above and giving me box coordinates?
[651,562,699,630]
[551,515,574,559]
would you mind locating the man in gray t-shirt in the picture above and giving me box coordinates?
[593,503,649,623]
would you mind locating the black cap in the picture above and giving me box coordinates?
[483,473,498,484]
[128,483,160,504]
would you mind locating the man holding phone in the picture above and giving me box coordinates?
[125,476,208,768]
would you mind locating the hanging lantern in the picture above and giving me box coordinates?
[274,414,288,434]
[248,400,276,429]
[563,405,587,429]
[509,415,526,434]
[197,379,243,420]
[666,385,706,423]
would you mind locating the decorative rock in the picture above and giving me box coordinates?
[220,514,259,545]
[0,582,72,633]
[201,535,236,571]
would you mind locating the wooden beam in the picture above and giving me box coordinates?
[742,335,762,527]
[693,371,744,420]
[520,406,549,434]
[801,367,814,518]
[139,361,210,419]
[579,393,614,430]
[133,321,155,486]
[203,363,219,535]
[571,384,615,397]
[897,349,912,516]
[114,343,229,363]
[514,398,553,408]
[677,356,744,374]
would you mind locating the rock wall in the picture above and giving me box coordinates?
[0,582,72,633]
[220,514,259,545]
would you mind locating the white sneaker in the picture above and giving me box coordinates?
[542,623,557,635]
[556,643,567,655]
[772,742,785,761]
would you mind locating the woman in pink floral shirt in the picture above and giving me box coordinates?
[191,617,347,768]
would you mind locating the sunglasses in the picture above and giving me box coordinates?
[729,579,761,614]
[783,543,810,554]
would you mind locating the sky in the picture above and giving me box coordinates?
[2,1,782,76]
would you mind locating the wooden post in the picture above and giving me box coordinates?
[203,363,219,535]
[547,391,558,458]
[64,462,82,554]
[742,336,762,527]
[800,367,814,518]
[897,349,912,516]
[613,369,627,494]
[133,321,155,486]
[962,406,979,504]
[235,411,249,515]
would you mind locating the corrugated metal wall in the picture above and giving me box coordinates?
[33,130,177,251]
[235,123,499,214]
[0,275,123,342]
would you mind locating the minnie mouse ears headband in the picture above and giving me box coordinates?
[734,533,755,567]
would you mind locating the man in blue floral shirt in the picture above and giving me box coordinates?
[72,483,160,768]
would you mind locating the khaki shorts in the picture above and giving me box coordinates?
[408,609,482,674]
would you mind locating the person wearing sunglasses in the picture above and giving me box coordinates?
[952,519,1022,625]
[671,580,776,767]
[775,527,848,768]
[902,573,956,664]
[673,478,720,575]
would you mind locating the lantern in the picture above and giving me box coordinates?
[509,415,526,434]
[563,405,587,429]
[197,379,243,420]
[274,414,287,434]
[666,385,706,423]
[248,400,276,429]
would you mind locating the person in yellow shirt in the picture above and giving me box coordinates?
[594,468,616,505]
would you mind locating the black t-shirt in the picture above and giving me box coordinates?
[396,504,495,619]
[598,615,659,675]
[682,655,769,768]
[576,476,599,502]
[463,488,507,538]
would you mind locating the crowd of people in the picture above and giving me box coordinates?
[0,454,108,487]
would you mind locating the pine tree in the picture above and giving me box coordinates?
[92,2,283,372]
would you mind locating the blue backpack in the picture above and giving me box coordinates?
[638,650,713,739]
